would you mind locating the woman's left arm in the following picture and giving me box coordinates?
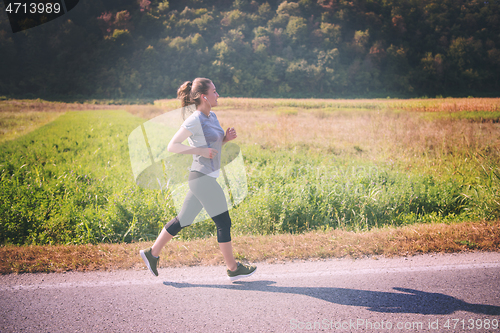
[223,127,237,145]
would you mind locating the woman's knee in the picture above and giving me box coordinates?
[213,211,232,243]
[164,216,183,236]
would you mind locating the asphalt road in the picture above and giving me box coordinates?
[1,252,499,332]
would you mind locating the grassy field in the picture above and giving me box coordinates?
[0,99,125,143]
[1,97,500,272]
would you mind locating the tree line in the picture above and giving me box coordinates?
[1,0,499,100]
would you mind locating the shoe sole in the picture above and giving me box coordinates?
[140,250,158,277]
[228,267,256,282]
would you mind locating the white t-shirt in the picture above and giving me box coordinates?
[181,110,225,178]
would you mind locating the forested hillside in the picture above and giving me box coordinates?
[1,0,499,99]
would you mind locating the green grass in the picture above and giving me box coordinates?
[0,110,177,245]
[226,147,493,235]
[422,111,500,122]
[1,103,500,246]
[0,111,63,143]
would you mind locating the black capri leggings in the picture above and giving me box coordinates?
[164,171,232,243]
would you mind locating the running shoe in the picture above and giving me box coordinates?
[140,248,159,277]
[227,262,257,281]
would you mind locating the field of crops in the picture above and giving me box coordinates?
[1,98,500,245]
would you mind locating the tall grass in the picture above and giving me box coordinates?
[183,147,495,239]
[1,98,500,245]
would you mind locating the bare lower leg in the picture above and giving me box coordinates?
[151,228,174,257]
[219,241,238,271]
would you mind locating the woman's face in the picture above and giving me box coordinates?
[204,82,219,107]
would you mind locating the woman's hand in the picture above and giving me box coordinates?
[200,148,218,159]
[224,127,237,143]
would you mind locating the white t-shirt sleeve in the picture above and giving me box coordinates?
[181,114,197,135]
[180,113,207,147]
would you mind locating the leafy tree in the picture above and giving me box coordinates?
[1,0,500,98]
[286,16,308,44]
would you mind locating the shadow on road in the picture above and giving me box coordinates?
[163,280,500,315]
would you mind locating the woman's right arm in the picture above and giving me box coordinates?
[167,127,217,159]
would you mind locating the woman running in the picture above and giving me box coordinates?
[140,78,256,281]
